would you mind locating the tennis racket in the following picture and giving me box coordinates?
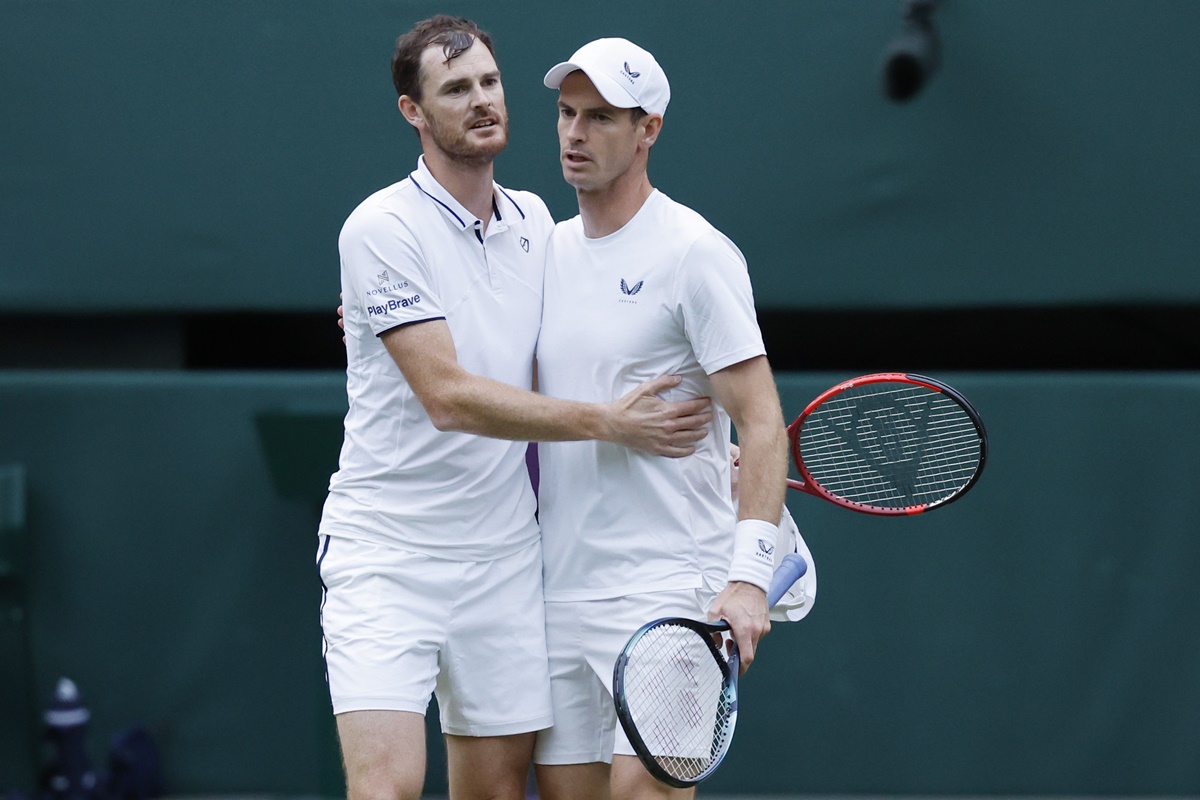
[786,372,987,515]
[612,553,809,788]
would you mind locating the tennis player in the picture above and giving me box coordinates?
[530,39,790,800]
[318,18,714,800]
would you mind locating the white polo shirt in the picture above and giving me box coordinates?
[535,190,766,601]
[319,156,554,560]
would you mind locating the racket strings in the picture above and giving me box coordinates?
[620,623,734,781]
[800,383,982,508]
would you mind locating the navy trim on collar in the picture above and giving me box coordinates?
[411,173,512,229]
[497,187,526,220]
[410,175,467,228]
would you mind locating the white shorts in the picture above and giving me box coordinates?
[533,586,715,765]
[318,534,553,737]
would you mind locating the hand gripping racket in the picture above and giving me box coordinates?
[787,372,987,515]
[612,553,808,788]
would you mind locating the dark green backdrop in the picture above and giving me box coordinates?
[3,0,1199,311]
[1,373,1198,795]
[2,0,1199,796]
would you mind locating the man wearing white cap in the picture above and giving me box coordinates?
[532,38,791,799]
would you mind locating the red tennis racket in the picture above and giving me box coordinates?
[785,373,987,515]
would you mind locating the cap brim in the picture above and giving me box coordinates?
[542,62,641,109]
[542,61,579,89]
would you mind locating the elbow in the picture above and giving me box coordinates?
[425,400,466,432]
[412,374,478,433]
[422,388,478,433]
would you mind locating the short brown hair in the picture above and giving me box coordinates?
[390,15,496,101]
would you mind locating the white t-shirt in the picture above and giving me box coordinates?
[535,190,766,601]
[319,156,554,561]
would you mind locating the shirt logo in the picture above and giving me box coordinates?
[366,295,422,316]
[377,270,390,286]
[520,236,530,252]
[622,62,641,83]
[620,279,643,296]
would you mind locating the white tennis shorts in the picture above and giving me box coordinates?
[532,585,715,765]
[318,534,553,737]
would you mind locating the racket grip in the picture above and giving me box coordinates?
[766,553,808,607]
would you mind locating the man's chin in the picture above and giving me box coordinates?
[446,139,507,166]
[469,131,508,158]
[560,168,594,191]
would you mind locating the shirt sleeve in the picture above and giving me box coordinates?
[339,203,445,338]
[676,229,767,375]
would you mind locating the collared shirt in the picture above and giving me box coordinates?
[320,156,554,560]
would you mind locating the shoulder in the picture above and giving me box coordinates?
[651,191,719,237]
[549,215,585,244]
[495,185,556,228]
[652,193,746,268]
[339,180,422,246]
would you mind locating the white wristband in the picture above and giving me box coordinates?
[726,518,777,593]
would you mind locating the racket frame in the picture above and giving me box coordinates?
[612,616,739,788]
[612,553,807,788]
[787,372,987,515]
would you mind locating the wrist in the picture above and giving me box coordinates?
[593,401,618,443]
[727,518,777,593]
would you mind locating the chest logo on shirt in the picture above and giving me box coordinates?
[619,278,644,305]
[520,236,530,252]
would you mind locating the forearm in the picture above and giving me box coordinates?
[731,420,788,524]
[382,322,707,454]
[383,322,616,443]
[710,356,787,524]
[427,368,612,443]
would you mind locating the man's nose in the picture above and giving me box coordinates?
[567,117,585,141]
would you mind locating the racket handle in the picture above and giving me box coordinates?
[766,553,808,607]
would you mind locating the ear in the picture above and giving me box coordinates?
[398,95,424,130]
[640,114,663,149]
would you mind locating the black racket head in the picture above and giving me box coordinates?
[787,372,988,515]
[613,616,739,788]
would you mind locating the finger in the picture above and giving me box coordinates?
[665,429,708,447]
[665,414,713,435]
[663,397,712,416]
[637,374,684,396]
[731,625,756,672]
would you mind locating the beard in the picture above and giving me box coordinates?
[425,107,509,166]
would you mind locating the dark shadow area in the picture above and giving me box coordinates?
[1,305,1197,372]
[756,305,1200,373]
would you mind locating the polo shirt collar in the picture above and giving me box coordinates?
[409,155,527,235]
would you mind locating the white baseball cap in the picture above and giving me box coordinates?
[543,37,671,117]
